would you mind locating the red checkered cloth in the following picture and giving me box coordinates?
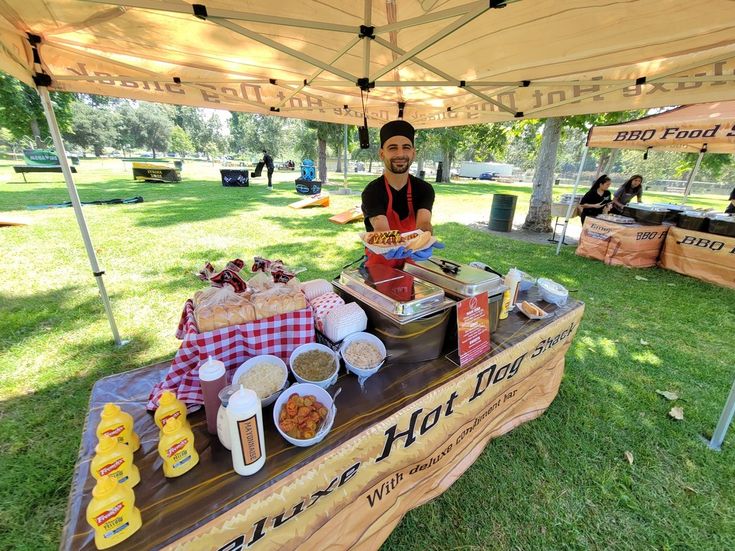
[147,300,314,410]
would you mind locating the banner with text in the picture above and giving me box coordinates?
[170,306,584,551]
[576,219,669,268]
[659,227,735,289]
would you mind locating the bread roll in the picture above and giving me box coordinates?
[405,231,432,251]
[252,289,307,320]
[194,300,257,332]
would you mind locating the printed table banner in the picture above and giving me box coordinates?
[61,299,584,551]
[576,218,669,268]
[659,226,735,289]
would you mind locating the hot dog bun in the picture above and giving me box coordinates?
[405,231,433,251]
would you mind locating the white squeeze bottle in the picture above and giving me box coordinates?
[227,385,266,476]
[505,267,523,310]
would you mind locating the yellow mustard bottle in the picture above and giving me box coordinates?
[158,416,199,478]
[154,390,190,430]
[86,475,142,549]
[96,403,140,452]
[91,434,140,488]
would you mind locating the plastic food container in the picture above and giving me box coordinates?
[707,213,735,237]
[273,383,335,447]
[289,343,339,388]
[231,355,288,407]
[339,332,387,377]
[677,210,709,232]
[537,278,569,306]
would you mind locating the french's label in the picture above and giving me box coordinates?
[167,438,188,458]
[95,502,124,526]
[237,416,262,465]
[98,458,124,477]
[103,425,125,438]
[161,411,181,426]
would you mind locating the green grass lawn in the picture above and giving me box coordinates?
[1,160,733,550]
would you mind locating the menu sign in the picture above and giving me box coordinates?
[457,292,491,365]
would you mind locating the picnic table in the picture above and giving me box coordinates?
[61,292,584,551]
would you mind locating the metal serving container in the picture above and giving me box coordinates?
[403,256,507,334]
[338,265,446,319]
[403,257,504,296]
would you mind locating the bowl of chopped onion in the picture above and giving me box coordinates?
[339,332,386,378]
[232,355,288,406]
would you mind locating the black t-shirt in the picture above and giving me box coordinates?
[263,153,274,170]
[580,188,611,222]
[726,187,735,214]
[361,175,435,231]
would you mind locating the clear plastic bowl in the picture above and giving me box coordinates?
[537,277,568,306]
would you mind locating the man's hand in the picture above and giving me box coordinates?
[384,246,412,260]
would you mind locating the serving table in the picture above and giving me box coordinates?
[659,226,735,289]
[575,217,669,268]
[61,293,584,551]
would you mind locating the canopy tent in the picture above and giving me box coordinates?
[2,2,735,442]
[558,102,735,450]
[557,100,735,254]
[2,1,735,127]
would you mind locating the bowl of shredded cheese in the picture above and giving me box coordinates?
[232,355,288,406]
[339,332,386,377]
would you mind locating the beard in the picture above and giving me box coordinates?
[387,157,412,174]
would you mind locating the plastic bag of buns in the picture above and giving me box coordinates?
[193,285,256,332]
[251,282,307,320]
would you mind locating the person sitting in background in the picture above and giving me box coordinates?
[611,174,644,213]
[579,174,613,223]
[726,187,735,214]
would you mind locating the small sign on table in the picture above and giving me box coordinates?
[457,291,491,366]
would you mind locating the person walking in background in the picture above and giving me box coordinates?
[262,150,274,188]
[611,174,644,214]
[578,174,613,224]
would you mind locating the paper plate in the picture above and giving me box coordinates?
[359,229,437,255]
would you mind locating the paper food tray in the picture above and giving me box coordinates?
[359,229,437,254]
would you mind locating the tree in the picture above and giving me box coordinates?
[419,127,466,183]
[127,102,172,157]
[229,113,285,157]
[0,73,74,147]
[521,110,647,232]
[64,101,119,156]
[169,125,194,158]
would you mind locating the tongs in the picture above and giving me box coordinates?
[427,257,461,275]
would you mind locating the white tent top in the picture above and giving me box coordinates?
[2,0,735,127]
[587,101,735,153]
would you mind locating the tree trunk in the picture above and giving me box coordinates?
[416,158,424,176]
[522,117,563,232]
[603,148,618,175]
[30,118,43,148]
[442,151,452,183]
[152,147,157,158]
[94,144,103,157]
[335,145,342,173]
[368,158,373,172]
[318,137,327,182]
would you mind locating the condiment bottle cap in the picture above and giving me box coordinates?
[95,434,117,454]
[159,391,176,406]
[92,475,118,497]
[101,403,121,417]
[161,416,182,434]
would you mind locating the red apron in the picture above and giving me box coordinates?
[365,175,416,269]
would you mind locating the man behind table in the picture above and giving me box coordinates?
[361,120,438,268]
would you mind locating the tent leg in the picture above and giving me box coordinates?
[36,86,125,347]
[556,146,588,255]
[707,377,735,451]
[681,149,704,204]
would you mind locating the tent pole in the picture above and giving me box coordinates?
[556,146,588,255]
[36,86,124,346]
[681,148,705,204]
[343,124,348,187]
[708,376,735,451]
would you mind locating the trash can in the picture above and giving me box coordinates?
[418,170,426,180]
[174,160,183,171]
[436,161,443,183]
[489,194,517,232]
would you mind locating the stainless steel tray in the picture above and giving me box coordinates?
[332,279,455,325]
[403,257,505,297]
[338,266,446,318]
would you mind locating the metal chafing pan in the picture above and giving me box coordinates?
[402,256,504,296]
[338,266,447,319]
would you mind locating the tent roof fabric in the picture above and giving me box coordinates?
[586,101,735,153]
[2,1,735,127]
